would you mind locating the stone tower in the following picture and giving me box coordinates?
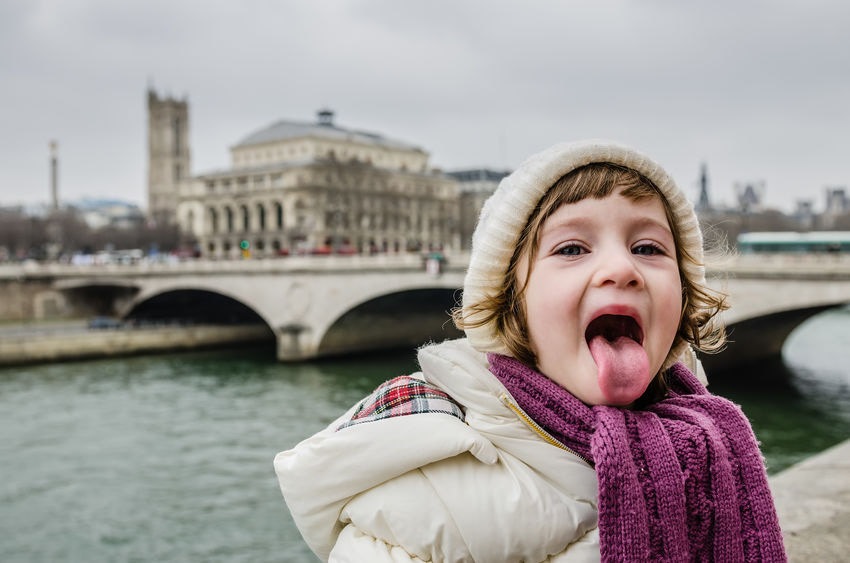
[147,88,191,224]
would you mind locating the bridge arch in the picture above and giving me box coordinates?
[702,302,847,376]
[316,287,461,358]
[125,288,273,331]
[278,268,459,356]
[123,276,288,336]
[698,274,850,375]
[55,280,142,317]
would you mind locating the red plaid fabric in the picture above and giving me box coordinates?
[336,375,464,430]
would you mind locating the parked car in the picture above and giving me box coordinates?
[88,316,123,329]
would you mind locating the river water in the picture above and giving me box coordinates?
[2,306,849,562]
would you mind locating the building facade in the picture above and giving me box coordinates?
[821,187,849,229]
[448,169,510,250]
[172,106,463,258]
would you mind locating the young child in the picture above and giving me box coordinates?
[274,140,786,562]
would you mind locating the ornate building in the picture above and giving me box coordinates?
[155,94,464,258]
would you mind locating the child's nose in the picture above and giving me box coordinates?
[593,249,644,289]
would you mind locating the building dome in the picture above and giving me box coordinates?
[233,110,424,153]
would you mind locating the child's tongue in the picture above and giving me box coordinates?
[588,334,650,405]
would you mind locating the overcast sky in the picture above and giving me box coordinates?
[2,0,848,213]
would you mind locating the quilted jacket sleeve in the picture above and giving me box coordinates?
[328,522,600,563]
[329,525,429,563]
[274,411,499,561]
[552,528,600,562]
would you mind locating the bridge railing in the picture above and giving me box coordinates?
[706,252,850,280]
[0,252,473,279]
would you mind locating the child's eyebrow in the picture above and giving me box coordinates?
[541,215,673,236]
[539,216,594,236]
[629,216,674,235]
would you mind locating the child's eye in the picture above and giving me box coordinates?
[555,244,587,256]
[632,243,665,256]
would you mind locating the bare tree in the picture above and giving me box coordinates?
[0,206,189,261]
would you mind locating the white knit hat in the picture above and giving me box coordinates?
[462,139,705,372]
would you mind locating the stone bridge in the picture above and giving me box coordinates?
[3,252,850,369]
[9,254,466,361]
[701,253,850,373]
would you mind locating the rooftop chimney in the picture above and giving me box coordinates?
[317,108,334,126]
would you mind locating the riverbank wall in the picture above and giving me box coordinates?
[770,437,850,561]
[0,324,273,367]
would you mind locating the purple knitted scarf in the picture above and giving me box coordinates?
[488,353,786,562]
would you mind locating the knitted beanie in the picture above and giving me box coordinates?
[461,139,704,372]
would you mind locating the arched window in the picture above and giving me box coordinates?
[225,207,234,233]
[185,210,195,234]
[208,208,218,234]
[274,202,283,230]
[240,205,250,232]
[257,203,266,231]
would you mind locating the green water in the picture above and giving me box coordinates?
[1,307,848,562]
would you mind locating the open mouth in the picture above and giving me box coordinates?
[585,314,644,345]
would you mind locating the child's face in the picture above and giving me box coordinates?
[517,186,682,406]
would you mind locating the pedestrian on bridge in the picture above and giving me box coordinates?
[275,140,787,562]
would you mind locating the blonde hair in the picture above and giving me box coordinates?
[455,163,728,384]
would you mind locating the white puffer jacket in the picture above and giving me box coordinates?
[274,338,600,562]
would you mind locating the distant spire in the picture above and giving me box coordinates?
[49,140,59,212]
[696,162,711,212]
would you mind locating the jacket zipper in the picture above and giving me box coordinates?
[499,393,593,467]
